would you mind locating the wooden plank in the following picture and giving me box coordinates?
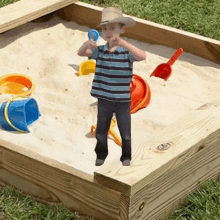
[0,1,219,219]
[0,139,128,220]
[94,99,220,199]
[129,130,220,219]
[94,99,220,219]
[0,0,78,34]
[57,1,220,64]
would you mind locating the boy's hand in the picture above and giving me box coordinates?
[109,33,122,48]
[87,33,97,50]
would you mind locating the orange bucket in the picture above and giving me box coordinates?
[0,74,35,96]
[130,74,151,114]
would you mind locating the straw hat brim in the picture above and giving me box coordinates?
[97,16,136,28]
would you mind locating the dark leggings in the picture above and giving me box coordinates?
[95,98,131,162]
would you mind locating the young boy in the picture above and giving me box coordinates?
[78,7,146,166]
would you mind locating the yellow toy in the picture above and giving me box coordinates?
[78,60,96,77]
[91,117,122,147]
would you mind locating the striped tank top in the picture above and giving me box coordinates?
[88,42,137,102]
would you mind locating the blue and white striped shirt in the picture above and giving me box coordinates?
[88,42,137,102]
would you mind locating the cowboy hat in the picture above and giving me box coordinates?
[97,7,136,28]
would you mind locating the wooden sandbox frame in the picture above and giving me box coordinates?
[0,1,220,219]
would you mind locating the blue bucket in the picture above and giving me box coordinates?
[0,97,41,133]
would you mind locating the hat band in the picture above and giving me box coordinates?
[100,20,111,24]
[100,19,125,26]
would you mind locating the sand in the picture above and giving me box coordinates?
[0,14,219,175]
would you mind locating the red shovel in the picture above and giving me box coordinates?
[150,48,183,81]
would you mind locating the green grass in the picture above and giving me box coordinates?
[0,185,97,220]
[165,178,220,220]
[0,0,20,8]
[0,0,220,219]
[0,178,220,220]
[1,0,219,40]
[80,0,220,41]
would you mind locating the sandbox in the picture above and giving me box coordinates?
[0,1,220,220]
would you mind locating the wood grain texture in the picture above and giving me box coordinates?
[0,0,77,34]
[0,142,127,220]
[0,1,219,219]
[57,1,220,64]
[129,130,220,220]
[95,99,220,197]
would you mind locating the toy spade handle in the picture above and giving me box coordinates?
[167,48,183,66]
[108,130,122,147]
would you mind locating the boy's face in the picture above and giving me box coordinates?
[101,23,125,43]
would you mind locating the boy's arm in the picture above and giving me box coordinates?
[119,39,146,61]
[78,34,97,57]
[77,42,92,57]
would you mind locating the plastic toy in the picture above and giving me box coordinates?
[150,48,183,81]
[91,117,122,147]
[88,29,100,44]
[0,96,41,133]
[130,74,151,114]
[0,74,35,96]
[78,60,96,76]
[78,29,100,76]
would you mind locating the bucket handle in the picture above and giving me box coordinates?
[4,96,29,133]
